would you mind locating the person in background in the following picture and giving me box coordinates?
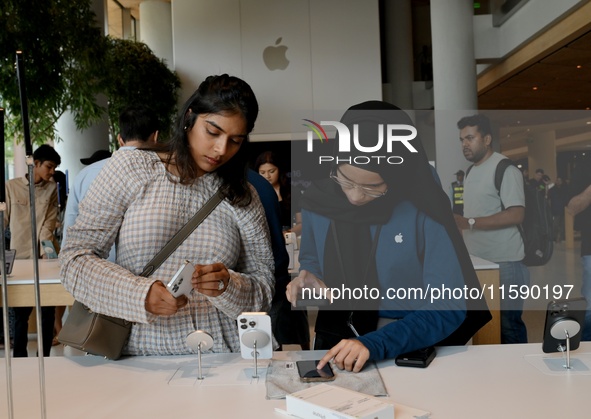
[253,150,310,350]
[566,155,591,340]
[455,114,529,344]
[531,168,546,193]
[80,149,112,166]
[254,151,301,235]
[59,74,274,355]
[4,144,61,357]
[288,101,489,372]
[247,169,310,350]
[450,169,465,215]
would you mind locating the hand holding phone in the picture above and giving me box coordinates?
[166,260,195,297]
[287,269,331,307]
[296,360,336,383]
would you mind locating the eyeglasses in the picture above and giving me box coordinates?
[330,167,387,198]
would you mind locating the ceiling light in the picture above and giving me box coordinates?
[532,86,538,90]
[577,65,582,69]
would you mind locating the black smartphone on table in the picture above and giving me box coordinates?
[296,360,336,383]
[395,346,436,368]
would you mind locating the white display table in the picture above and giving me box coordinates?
[1,343,589,418]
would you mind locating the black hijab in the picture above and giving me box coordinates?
[301,101,491,346]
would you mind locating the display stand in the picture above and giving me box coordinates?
[16,51,48,419]
[550,319,580,370]
[186,330,214,380]
[240,329,271,379]
[526,309,591,375]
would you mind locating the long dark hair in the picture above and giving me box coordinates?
[254,151,291,203]
[153,74,259,206]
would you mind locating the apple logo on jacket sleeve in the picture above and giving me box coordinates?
[263,37,290,71]
[394,233,403,243]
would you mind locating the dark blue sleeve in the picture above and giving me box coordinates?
[248,170,290,289]
[358,213,466,360]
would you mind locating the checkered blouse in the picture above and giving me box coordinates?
[59,149,275,355]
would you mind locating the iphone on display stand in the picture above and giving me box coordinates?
[237,312,272,379]
[166,260,194,297]
[237,312,273,359]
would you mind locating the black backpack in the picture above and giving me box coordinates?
[466,159,554,266]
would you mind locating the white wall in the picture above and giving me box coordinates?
[171,0,382,140]
[140,1,173,69]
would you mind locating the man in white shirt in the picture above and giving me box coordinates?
[454,114,529,344]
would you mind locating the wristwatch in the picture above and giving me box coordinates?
[468,218,476,230]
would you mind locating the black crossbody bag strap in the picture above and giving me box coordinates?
[139,190,224,277]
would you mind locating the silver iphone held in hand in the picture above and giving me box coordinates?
[166,260,194,297]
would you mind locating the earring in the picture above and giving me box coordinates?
[183,124,189,131]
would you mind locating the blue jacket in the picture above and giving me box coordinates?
[299,200,466,360]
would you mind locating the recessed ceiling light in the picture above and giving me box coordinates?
[577,65,582,69]
[532,86,538,90]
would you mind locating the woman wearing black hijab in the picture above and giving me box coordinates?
[287,101,490,372]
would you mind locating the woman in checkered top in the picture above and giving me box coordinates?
[59,75,275,355]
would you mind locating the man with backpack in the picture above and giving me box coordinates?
[454,114,529,344]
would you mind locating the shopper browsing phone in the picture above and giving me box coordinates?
[288,101,490,372]
[60,75,274,355]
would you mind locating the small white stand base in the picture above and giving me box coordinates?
[186,330,214,380]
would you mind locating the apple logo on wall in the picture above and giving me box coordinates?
[263,37,289,71]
